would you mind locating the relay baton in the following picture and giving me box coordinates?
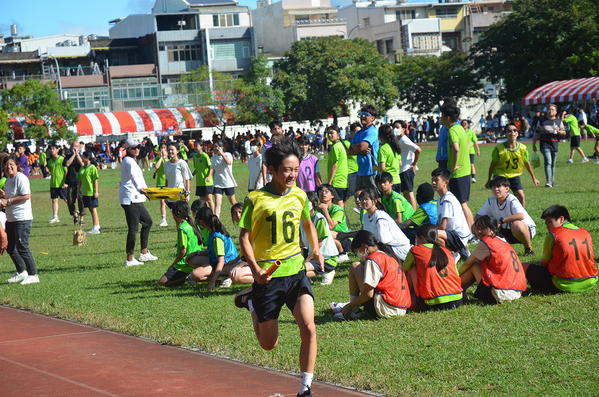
[264,260,281,277]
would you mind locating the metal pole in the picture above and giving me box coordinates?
[49,54,63,100]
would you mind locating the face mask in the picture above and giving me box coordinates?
[357,249,369,262]
[393,128,402,136]
[252,146,258,153]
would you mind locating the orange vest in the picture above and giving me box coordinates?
[368,251,411,309]
[410,244,462,300]
[548,226,597,280]
[480,236,526,291]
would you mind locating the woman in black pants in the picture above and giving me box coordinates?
[119,138,158,267]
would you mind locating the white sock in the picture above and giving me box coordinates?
[162,215,166,220]
[94,225,101,230]
[349,295,360,313]
[248,299,254,313]
[299,372,313,394]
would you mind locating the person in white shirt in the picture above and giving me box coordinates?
[164,142,192,207]
[119,139,158,267]
[393,120,421,210]
[359,188,411,261]
[476,176,536,255]
[211,140,237,217]
[247,140,263,191]
[431,168,472,259]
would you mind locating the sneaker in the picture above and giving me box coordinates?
[595,159,599,164]
[472,177,477,183]
[126,258,144,267]
[552,182,557,187]
[159,219,168,227]
[45,176,51,179]
[320,270,335,285]
[581,157,589,163]
[453,252,461,263]
[7,271,28,283]
[138,251,158,262]
[329,301,348,314]
[564,159,573,164]
[460,245,471,261]
[186,274,196,286]
[49,216,60,224]
[524,248,535,256]
[78,220,86,226]
[338,253,350,263]
[297,387,312,397]
[87,228,101,235]
[73,212,80,224]
[21,275,39,285]
[588,155,597,160]
[333,310,364,321]
[220,277,232,288]
[234,287,253,310]
[545,182,552,188]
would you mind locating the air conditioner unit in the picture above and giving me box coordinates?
[101,107,110,113]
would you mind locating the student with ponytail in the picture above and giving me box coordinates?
[459,215,526,304]
[188,213,253,289]
[330,230,411,320]
[376,124,402,193]
[403,224,462,311]
[157,201,204,286]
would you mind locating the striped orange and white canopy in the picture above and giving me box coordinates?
[521,76,599,106]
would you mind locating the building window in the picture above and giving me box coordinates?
[436,8,458,19]
[210,41,250,60]
[385,40,393,54]
[167,44,202,62]
[363,18,370,27]
[396,10,416,21]
[213,13,240,27]
[376,40,384,55]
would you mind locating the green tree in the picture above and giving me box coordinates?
[472,0,599,102]
[394,51,483,114]
[273,36,398,125]
[1,79,78,143]
[179,66,239,136]
[235,56,285,126]
[0,110,8,149]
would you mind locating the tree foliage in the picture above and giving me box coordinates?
[273,36,398,124]
[394,51,483,114]
[0,110,8,149]
[179,65,238,135]
[1,79,78,143]
[472,0,599,102]
[235,55,285,126]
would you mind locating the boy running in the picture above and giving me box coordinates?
[235,138,324,397]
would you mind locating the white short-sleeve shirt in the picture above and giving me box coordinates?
[4,172,32,222]
[362,210,411,260]
[437,191,472,246]
[477,194,536,231]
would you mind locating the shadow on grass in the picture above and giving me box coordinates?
[87,280,241,299]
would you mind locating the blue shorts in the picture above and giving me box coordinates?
[445,229,466,253]
[196,185,214,197]
[162,266,191,282]
[347,173,358,198]
[82,196,98,208]
[214,187,235,196]
[332,187,348,201]
[570,135,581,148]
[400,168,415,192]
[507,175,523,192]
[448,175,471,203]
[308,258,337,275]
[50,187,68,200]
[392,183,402,194]
[469,154,475,164]
[252,270,314,323]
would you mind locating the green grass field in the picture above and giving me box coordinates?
[2,141,599,396]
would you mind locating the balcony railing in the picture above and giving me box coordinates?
[294,18,346,26]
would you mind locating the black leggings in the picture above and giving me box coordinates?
[121,203,153,255]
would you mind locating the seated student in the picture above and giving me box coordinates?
[187,214,253,288]
[485,129,497,143]
[476,176,536,255]
[398,183,438,245]
[359,188,411,261]
[301,192,339,285]
[404,224,462,311]
[230,202,243,226]
[376,172,414,224]
[459,215,526,304]
[329,230,411,320]
[192,203,211,246]
[158,201,204,286]
[431,168,473,261]
[523,205,597,293]
[316,184,352,262]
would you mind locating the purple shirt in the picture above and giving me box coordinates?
[18,154,29,177]
[297,154,319,192]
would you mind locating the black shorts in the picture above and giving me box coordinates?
[473,282,498,304]
[50,187,68,200]
[570,135,581,148]
[308,258,337,275]
[438,160,448,170]
[501,226,532,245]
[400,168,415,192]
[347,173,358,199]
[339,238,352,254]
[524,264,561,293]
[507,176,523,192]
[82,196,99,208]
[162,266,191,282]
[469,154,475,164]
[214,187,235,196]
[166,201,175,210]
[448,175,471,203]
[392,183,402,194]
[356,174,377,192]
[332,187,347,201]
[362,297,379,318]
[252,270,314,323]
[416,295,462,311]
[196,185,214,196]
[445,229,466,253]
